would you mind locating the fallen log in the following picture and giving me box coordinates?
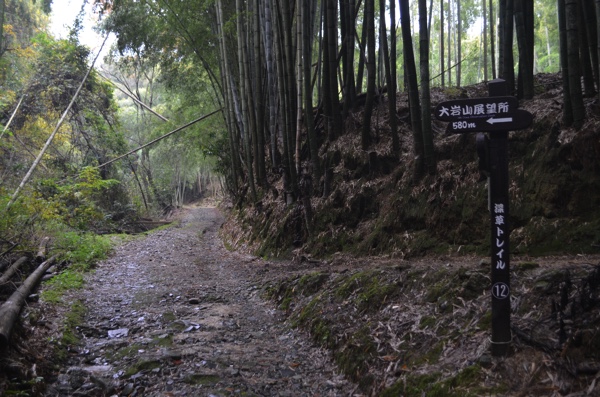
[0,256,29,286]
[36,237,50,263]
[136,220,172,231]
[0,255,56,348]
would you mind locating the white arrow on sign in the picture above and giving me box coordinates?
[487,117,513,125]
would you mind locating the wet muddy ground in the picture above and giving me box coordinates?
[44,205,357,396]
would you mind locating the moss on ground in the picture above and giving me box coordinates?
[53,300,86,362]
[124,359,162,377]
[380,365,506,397]
[334,325,377,389]
[182,373,220,385]
[334,270,400,312]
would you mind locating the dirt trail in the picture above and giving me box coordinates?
[45,205,357,396]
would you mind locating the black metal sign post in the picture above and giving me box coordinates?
[435,79,533,357]
[487,80,512,356]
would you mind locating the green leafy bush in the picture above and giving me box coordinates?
[33,167,120,231]
[52,231,113,270]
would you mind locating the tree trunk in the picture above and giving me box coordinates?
[456,0,462,87]
[440,0,445,86]
[514,0,534,99]
[296,3,304,174]
[253,0,267,186]
[326,0,342,140]
[389,0,400,157]
[236,0,257,201]
[243,1,260,192]
[341,0,357,117]
[582,0,599,92]
[362,0,376,150]
[262,0,280,170]
[597,0,600,102]
[565,0,586,128]
[399,0,424,180]
[499,0,515,93]
[483,0,488,81]
[448,0,453,86]
[274,0,298,201]
[356,3,368,93]
[281,0,299,194]
[578,0,596,97]
[419,0,436,174]
[302,0,322,191]
[490,0,496,79]
[128,160,149,212]
[216,0,241,194]
[0,256,56,348]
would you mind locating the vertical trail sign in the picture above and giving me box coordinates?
[435,79,533,356]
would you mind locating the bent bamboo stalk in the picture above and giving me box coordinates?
[0,255,56,348]
[0,256,28,286]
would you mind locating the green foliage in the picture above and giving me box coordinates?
[32,167,120,230]
[40,229,112,302]
[52,230,113,268]
[41,270,85,303]
[39,231,111,305]
[0,191,38,252]
[4,33,125,181]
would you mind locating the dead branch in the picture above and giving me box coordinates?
[0,256,28,286]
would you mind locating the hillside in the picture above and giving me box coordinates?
[223,74,600,260]
[218,74,600,395]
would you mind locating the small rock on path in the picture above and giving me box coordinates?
[45,206,357,396]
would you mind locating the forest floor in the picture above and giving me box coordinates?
[3,202,600,396]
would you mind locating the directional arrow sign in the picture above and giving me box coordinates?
[487,117,513,125]
[435,96,519,121]
[445,109,533,134]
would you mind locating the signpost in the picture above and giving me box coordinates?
[435,79,533,356]
[443,109,533,134]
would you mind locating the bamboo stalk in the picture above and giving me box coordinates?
[99,74,170,122]
[96,109,222,169]
[0,94,24,140]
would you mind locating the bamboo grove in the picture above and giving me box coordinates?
[55,0,600,209]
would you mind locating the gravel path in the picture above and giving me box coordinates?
[44,205,357,397]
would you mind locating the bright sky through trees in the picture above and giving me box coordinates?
[49,0,113,55]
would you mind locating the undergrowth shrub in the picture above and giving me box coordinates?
[52,230,113,269]
[33,166,120,231]
[40,231,113,302]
